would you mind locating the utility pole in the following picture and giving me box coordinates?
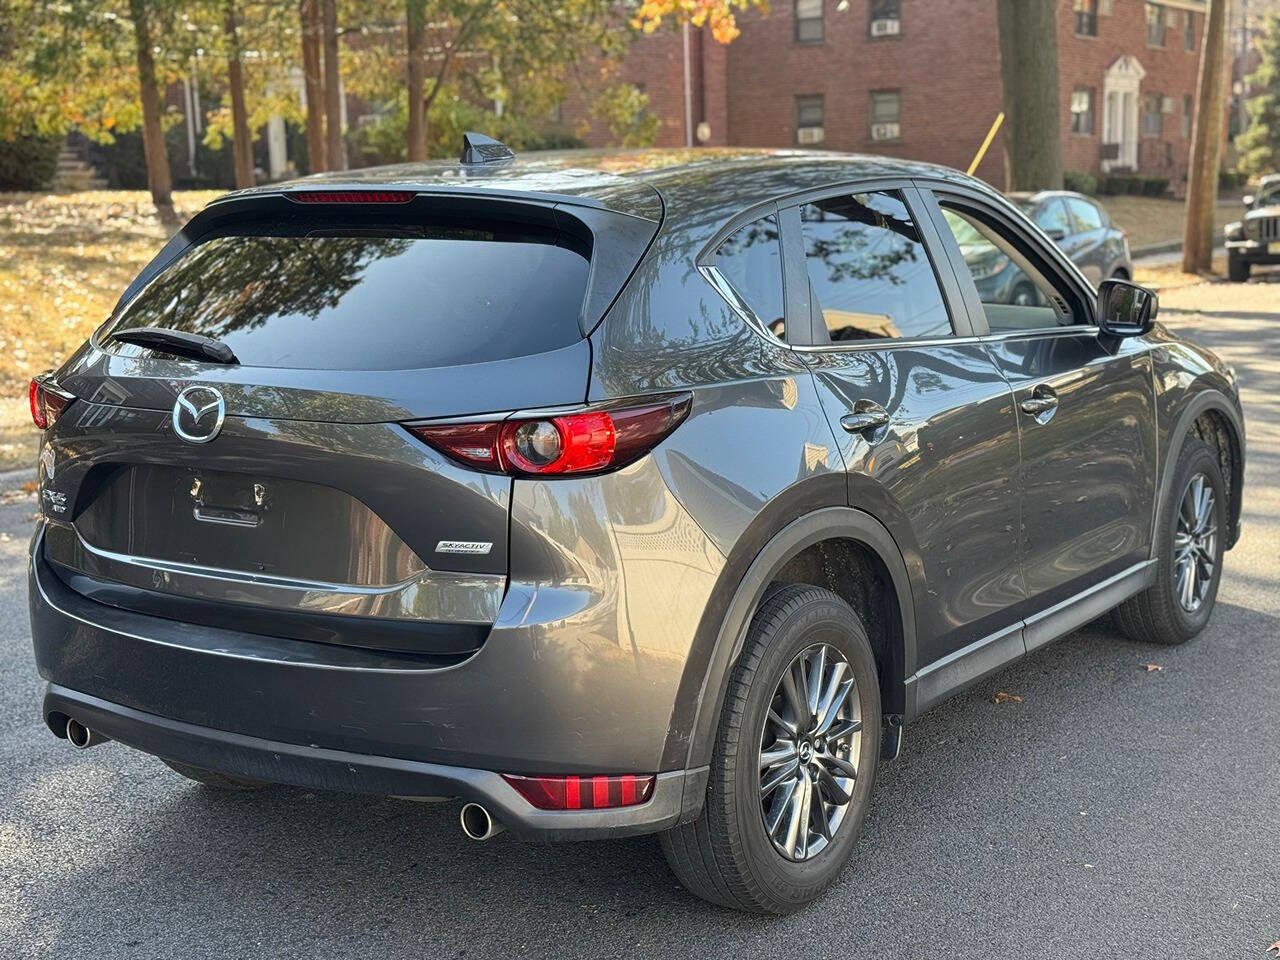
[1183,0,1230,273]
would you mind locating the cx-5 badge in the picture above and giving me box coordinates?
[172,386,226,444]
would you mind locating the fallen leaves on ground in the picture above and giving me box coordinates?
[992,691,1023,704]
[1143,663,1165,672]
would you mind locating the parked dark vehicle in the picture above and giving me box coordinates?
[29,140,1245,914]
[1006,190,1132,293]
[1225,174,1280,282]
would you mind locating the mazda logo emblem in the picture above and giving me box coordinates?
[172,386,226,444]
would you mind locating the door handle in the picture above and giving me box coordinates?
[1019,396,1059,415]
[840,404,890,435]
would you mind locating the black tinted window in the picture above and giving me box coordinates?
[714,214,785,340]
[105,221,591,370]
[800,190,951,342]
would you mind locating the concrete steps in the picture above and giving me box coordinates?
[51,145,108,191]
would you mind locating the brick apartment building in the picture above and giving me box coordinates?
[561,0,1207,190]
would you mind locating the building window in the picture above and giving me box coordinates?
[869,90,901,141]
[1074,0,1098,37]
[1185,10,1196,51]
[1070,87,1096,135]
[796,95,825,145]
[1146,3,1166,47]
[869,0,901,37]
[1142,92,1163,136]
[1182,93,1193,138]
[795,0,824,43]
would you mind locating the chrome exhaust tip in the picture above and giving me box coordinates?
[459,802,504,841]
[65,718,107,749]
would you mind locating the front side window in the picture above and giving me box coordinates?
[795,0,824,43]
[1067,197,1105,232]
[939,204,1079,333]
[1142,92,1163,136]
[799,190,951,343]
[714,214,785,340]
[1146,3,1166,46]
[1070,87,1096,135]
[1032,199,1073,238]
[1074,0,1098,36]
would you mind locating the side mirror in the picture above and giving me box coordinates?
[1045,227,1067,242]
[1243,194,1255,207]
[1097,278,1158,339]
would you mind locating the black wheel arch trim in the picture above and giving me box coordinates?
[669,501,918,774]
[1154,387,1245,554]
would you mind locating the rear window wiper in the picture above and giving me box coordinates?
[109,326,239,365]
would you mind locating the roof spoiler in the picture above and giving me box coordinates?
[460,132,515,165]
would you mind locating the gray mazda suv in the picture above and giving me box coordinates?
[28,138,1245,913]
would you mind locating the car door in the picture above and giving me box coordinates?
[923,185,1157,625]
[785,183,1026,669]
[1063,196,1108,285]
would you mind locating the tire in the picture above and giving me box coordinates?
[161,758,269,791]
[1114,438,1226,645]
[1011,282,1037,307]
[660,585,881,913]
[1228,253,1250,283]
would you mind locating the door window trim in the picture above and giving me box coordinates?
[916,183,1098,338]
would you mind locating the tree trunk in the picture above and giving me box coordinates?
[300,0,326,172]
[225,1,254,189]
[996,0,1063,191]
[406,0,428,162]
[321,0,344,170]
[128,0,176,223]
[1183,0,1230,273]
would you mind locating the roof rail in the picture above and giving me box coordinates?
[460,132,515,165]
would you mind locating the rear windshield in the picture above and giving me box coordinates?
[103,220,591,370]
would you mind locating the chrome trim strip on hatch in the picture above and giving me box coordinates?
[43,520,505,625]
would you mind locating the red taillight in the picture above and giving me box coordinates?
[288,190,416,204]
[29,376,73,430]
[502,774,655,810]
[407,393,691,477]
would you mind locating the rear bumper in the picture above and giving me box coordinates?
[28,511,716,836]
[42,683,703,840]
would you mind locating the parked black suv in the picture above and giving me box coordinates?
[29,142,1245,913]
[1226,173,1280,281]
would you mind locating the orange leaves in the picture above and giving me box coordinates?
[992,691,1023,704]
[630,0,769,45]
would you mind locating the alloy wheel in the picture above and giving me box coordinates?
[758,643,863,861]
[1173,472,1217,613]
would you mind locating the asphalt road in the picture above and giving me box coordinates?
[2,277,1278,959]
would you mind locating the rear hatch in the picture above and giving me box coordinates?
[40,188,659,658]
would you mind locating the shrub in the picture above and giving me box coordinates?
[1064,171,1098,194]
[1219,169,1248,191]
[0,134,62,190]
[1141,176,1170,196]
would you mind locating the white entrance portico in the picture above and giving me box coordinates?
[1102,54,1145,173]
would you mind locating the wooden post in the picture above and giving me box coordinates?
[1183,0,1230,273]
[321,0,344,171]
[300,0,327,172]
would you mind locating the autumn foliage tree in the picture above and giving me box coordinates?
[630,0,764,44]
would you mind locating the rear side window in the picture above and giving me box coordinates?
[799,190,952,342]
[105,221,591,370]
[713,214,785,340]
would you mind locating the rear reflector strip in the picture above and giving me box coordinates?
[288,190,416,204]
[502,773,656,810]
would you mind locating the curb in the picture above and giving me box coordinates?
[0,466,36,488]
[1132,237,1226,259]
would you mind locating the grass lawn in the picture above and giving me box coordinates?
[1099,195,1242,250]
[0,190,221,470]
